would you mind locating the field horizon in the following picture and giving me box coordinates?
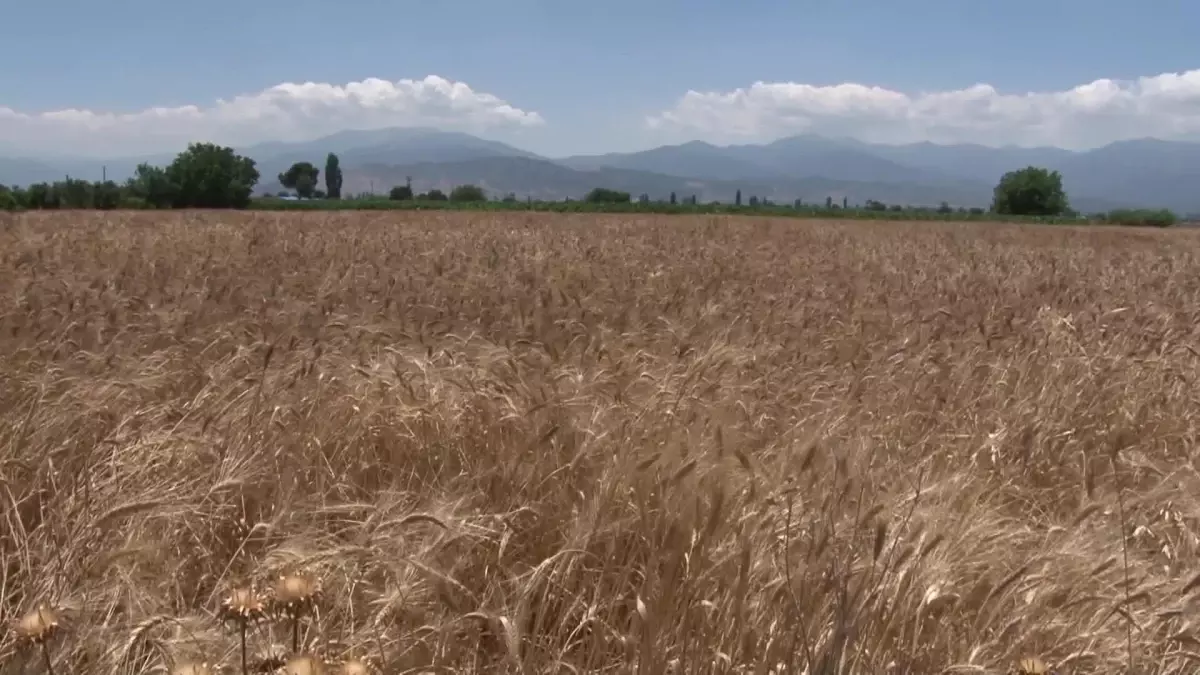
[3,211,1199,674]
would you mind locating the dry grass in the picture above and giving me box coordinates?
[2,210,1199,674]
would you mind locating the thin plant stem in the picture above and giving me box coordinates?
[41,642,56,675]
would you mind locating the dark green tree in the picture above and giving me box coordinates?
[669,192,677,205]
[735,189,742,206]
[166,143,259,208]
[26,183,60,209]
[324,153,342,199]
[389,184,414,200]
[127,163,178,208]
[449,184,487,202]
[423,189,448,201]
[93,180,122,210]
[584,188,631,204]
[825,196,833,209]
[992,166,1069,216]
[279,162,320,199]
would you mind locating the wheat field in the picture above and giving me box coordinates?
[2,211,1199,674]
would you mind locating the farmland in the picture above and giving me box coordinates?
[2,211,1200,674]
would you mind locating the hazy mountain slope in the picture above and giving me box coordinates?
[558,141,775,179]
[855,140,1074,185]
[1052,139,1200,212]
[323,155,1065,209]
[1,127,1195,212]
[242,127,540,185]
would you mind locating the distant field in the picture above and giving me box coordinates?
[2,211,1198,674]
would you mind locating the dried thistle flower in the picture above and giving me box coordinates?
[13,605,61,645]
[272,573,321,619]
[271,572,322,652]
[221,585,266,675]
[282,655,326,675]
[13,605,63,675]
[172,662,216,675]
[337,658,372,675]
[249,643,289,674]
[220,586,267,626]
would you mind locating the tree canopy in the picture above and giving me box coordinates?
[324,154,343,200]
[992,166,1070,216]
[449,184,487,202]
[584,188,631,204]
[279,162,320,199]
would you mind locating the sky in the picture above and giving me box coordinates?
[2,0,1200,159]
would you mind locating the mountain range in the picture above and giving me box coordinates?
[4,128,1200,213]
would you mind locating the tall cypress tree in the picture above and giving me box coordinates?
[324,153,343,200]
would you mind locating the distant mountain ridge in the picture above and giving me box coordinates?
[2,127,1198,212]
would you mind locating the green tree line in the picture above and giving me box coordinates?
[0,147,1184,228]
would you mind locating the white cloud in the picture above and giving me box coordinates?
[647,69,1200,148]
[0,75,544,157]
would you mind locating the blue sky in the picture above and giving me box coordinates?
[2,0,1199,158]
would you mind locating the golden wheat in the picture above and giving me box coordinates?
[2,210,1199,673]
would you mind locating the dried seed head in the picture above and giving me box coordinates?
[172,662,215,675]
[250,643,289,674]
[338,659,372,675]
[1015,657,1050,675]
[272,573,321,619]
[13,605,61,645]
[282,655,326,675]
[220,586,267,626]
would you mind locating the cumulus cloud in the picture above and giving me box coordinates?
[647,69,1200,148]
[0,75,544,157]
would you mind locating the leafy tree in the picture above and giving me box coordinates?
[1104,208,1177,228]
[324,153,342,199]
[449,184,487,202]
[584,188,631,204]
[389,184,414,201]
[93,180,122,210]
[127,163,178,208]
[748,195,759,207]
[669,192,677,205]
[735,189,742,206]
[25,183,59,209]
[279,162,320,199]
[423,189,448,201]
[937,201,953,214]
[992,166,1069,216]
[53,177,94,208]
[864,199,887,211]
[825,196,833,209]
[166,143,259,208]
[0,186,16,211]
